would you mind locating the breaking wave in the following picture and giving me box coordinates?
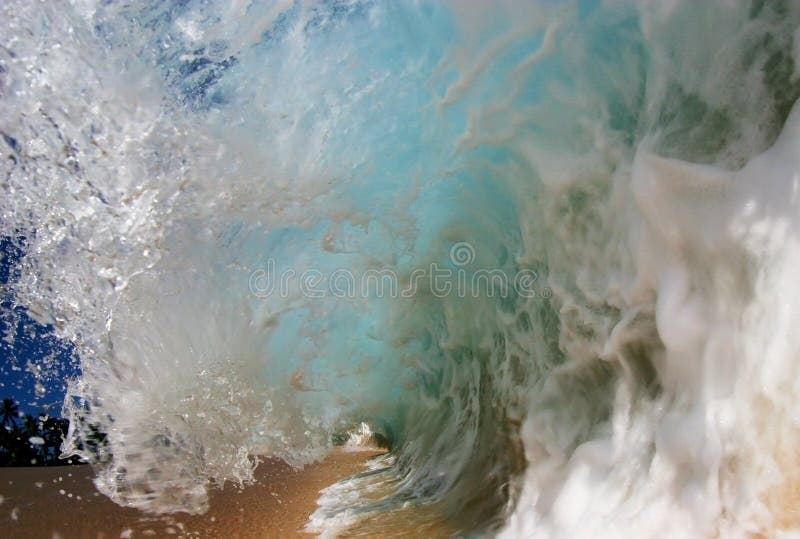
[2,1,800,536]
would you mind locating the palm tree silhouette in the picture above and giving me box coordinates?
[0,398,80,466]
[0,398,19,428]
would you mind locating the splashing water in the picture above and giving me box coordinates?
[2,0,800,536]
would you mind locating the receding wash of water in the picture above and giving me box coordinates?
[2,0,800,537]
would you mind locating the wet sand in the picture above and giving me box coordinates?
[0,448,384,539]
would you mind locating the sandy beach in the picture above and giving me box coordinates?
[0,448,384,539]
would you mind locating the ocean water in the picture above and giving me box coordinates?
[2,0,800,537]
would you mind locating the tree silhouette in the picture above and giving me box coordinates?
[0,397,81,466]
[41,416,69,464]
[0,397,19,427]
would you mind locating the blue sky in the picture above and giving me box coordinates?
[1,236,77,417]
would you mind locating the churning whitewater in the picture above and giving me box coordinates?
[2,0,800,537]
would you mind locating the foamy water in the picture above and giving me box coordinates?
[2,1,800,537]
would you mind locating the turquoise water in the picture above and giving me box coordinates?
[2,1,800,536]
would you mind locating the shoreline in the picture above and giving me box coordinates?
[1,448,384,538]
